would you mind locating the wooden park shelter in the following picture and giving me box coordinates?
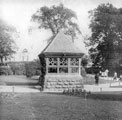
[39,31,84,92]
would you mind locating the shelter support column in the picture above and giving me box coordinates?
[68,58,70,74]
[46,58,48,74]
[57,58,59,73]
[79,58,81,75]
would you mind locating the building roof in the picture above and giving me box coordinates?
[40,31,84,56]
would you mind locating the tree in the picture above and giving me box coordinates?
[88,3,122,72]
[31,4,81,40]
[0,19,17,63]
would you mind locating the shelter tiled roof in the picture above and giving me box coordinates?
[41,31,84,56]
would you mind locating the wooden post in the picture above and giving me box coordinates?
[57,58,59,73]
[68,58,70,74]
[46,58,48,74]
[79,58,81,75]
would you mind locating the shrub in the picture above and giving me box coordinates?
[81,55,90,67]
[25,59,41,77]
[81,67,86,77]
[0,65,13,75]
[85,66,100,74]
[63,88,91,97]
[8,62,26,75]
[25,62,36,77]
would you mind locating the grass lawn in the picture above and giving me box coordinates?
[0,74,113,86]
[0,75,122,119]
[1,92,122,120]
[0,75,39,86]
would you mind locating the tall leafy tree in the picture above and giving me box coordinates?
[31,4,81,40]
[0,19,17,63]
[88,3,122,72]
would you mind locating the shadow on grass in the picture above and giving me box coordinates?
[86,92,122,101]
[5,82,39,86]
[110,85,122,88]
[46,91,122,102]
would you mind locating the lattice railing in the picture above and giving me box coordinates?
[59,58,68,66]
[70,58,79,66]
[47,57,81,74]
[48,58,57,66]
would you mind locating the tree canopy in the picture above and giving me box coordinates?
[88,3,122,71]
[0,19,17,63]
[31,4,81,39]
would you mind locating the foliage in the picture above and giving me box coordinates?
[0,65,13,75]
[9,62,26,75]
[31,4,81,39]
[0,19,17,63]
[25,59,41,78]
[85,66,100,74]
[38,56,46,89]
[81,67,87,77]
[8,60,41,76]
[88,3,122,70]
[81,55,90,67]
[63,88,91,97]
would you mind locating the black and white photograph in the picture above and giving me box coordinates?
[0,0,122,119]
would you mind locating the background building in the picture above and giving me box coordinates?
[5,48,35,62]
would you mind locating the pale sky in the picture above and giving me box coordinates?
[0,0,122,60]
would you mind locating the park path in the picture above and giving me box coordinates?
[1,81,122,93]
[1,75,122,93]
[84,81,122,92]
[0,86,40,93]
[0,75,40,93]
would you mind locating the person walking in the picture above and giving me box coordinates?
[105,69,109,77]
[113,72,117,81]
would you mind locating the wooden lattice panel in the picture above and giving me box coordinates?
[59,58,68,66]
[48,58,57,66]
[70,58,79,66]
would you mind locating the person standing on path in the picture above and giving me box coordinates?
[113,72,117,81]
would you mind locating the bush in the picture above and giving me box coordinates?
[81,67,86,77]
[7,59,41,77]
[85,66,100,74]
[81,55,90,67]
[0,65,13,75]
[8,62,26,75]
[63,88,91,97]
[25,59,41,77]
[25,62,36,77]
